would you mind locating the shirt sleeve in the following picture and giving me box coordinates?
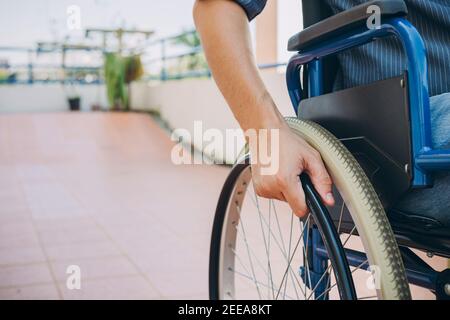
[233,0,267,21]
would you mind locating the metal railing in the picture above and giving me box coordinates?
[0,46,103,84]
[0,30,286,85]
[142,30,287,81]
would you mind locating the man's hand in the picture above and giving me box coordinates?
[250,121,334,217]
[194,0,334,216]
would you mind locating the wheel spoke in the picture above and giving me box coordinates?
[302,218,313,299]
[307,263,332,300]
[275,235,302,300]
[272,200,287,256]
[267,200,273,299]
[230,248,252,279]
[336,201,345,234]
[352,259,369,271]
[314,258,369,300]
[306,225,360,300]
[283,212,294,300]
[253,190,276,299]
[236,205,262,299]
[231,268,296,300]
[275,216,310,300]
[219,119,412,300]
[342,226,357,247]
[248,196,307,297]
[234,225,275,290]
[232,175,374,300]
[315,281,336,300]
[358,295,377,300]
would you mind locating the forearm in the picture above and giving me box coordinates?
[193,0,334,215]
[193,0,284,131]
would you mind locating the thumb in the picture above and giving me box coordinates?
[304,156,334,206]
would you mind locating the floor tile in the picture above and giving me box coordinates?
[39,226,108,246]
[0,113,232,299]
[0,284,59,300]
[50,255,138,281]
[0,246,46,266]
[34,217,97,232]
[58,275,160,300]
[0,231,40,249]
[45,241,121,261]
[0,264,53,287]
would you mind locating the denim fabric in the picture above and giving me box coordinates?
[428,93,450,150]
[395,93,450,223]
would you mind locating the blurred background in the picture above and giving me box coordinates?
[0,0,444,300]
[0,0,300,113]
[0,0,303,300]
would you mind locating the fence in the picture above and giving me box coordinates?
[0,47,103,85]
[141,30,287,81]
[0,30,286,85]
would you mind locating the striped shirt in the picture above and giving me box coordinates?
[234,0,450,96]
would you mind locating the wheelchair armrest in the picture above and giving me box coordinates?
[288,0,407,52]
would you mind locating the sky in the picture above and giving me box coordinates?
[0,0,302,66]
[0,0,196,46]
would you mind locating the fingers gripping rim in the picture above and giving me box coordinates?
[285,117,411,300]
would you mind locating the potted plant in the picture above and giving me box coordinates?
[104,53,144,111]
[67,95,81,111]
[65,83,81,111]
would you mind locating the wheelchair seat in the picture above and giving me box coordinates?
[391,167,450,244]
[389,207,450,257]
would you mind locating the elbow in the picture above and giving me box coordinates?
[194,0,222,27]
[193,0,204,27]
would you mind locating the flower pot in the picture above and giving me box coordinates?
[68,97,81,111]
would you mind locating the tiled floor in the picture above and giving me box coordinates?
[0,112,230,299]
[0,112,447,300]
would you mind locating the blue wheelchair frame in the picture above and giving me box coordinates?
[286,17,450,298]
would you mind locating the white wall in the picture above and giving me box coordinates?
[0,73,295,164]
[278,0,303,63]
[130,72,296,163]
[0,84,108,113]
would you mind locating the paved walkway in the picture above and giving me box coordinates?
[0,112,445,300]
[0,112,229,299]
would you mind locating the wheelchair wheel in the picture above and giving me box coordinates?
[209,117,411,300]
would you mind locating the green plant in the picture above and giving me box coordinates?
[125,55,144,83]
[104,53,127,109]
[172,31,208,73]
[0,70,9,83]
[104,53,144,110]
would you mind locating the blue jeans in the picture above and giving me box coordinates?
[395,93,450,225]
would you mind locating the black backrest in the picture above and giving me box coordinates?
[302,0,333,28]
[300,0,338,95]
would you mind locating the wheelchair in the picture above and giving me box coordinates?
[209,0,450,300]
